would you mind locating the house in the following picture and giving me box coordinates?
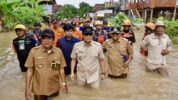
[39,0,62,15]
[118,0,177,22]
[104,1,120,15]
[93,4,105,12]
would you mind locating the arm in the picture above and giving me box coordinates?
[141,35,149,51]
[58,50,68,93]
[162,36,172,56]
[70,58,77,80]
[70,45,77,80]
[26,68,34,91]
[59,68,66,84]
[98,45,106,77]
[124,42,133,67]
[24,49,34,100]
[25,68,33,100]
[99,58,105,74]
[12,44,17,54]
[131,32,136,43]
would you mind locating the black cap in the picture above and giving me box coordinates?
[41,29,54,39]
[63,24,74,31]
[34,22,41,27]
[82,26,94,35]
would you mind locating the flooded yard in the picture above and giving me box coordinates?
[0,28,178,100]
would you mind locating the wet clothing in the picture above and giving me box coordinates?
[121,30,136,45]
[141,32,172,76]
[93,29,108,44]
[142,33,172,71]
[13,36,37,72]
[103,38,133,76]
[71,41,105,84]
[25,46,66,96]
[57,36,80,75]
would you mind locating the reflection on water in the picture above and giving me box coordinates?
[0,29,178,100]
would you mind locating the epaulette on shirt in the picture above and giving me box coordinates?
[33,46,40,50]
[105,39,111,43]
[74,41,84,46]
[92,41,101,46]
[122,38,129,42]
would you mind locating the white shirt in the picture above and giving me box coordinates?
[142,33,172,64]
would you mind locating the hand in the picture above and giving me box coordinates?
[61,84,68,94]
[101,73,106,80]
[70,73,75,81]
[161,50,169,56]
[25,89,31,100]
[123,61,130,67]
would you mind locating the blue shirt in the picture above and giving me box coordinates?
[57,36,80,75]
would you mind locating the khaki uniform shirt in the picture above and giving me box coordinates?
[103,38,133,76]
[71,41,105,84]
[25,46,66,96]
[142,33,172,66]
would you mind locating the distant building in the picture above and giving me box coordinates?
[39,0,62,15]
[118,0,178,21]
[93,4,105,12]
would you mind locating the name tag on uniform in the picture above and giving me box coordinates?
[51,60,58,70]
[19,40,25,50]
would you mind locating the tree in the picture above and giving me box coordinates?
[78,2,93,17]
[54,4,78,20]
[0,0,46,31]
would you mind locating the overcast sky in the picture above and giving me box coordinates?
[56,0,112,8]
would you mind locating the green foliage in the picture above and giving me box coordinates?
[78,2,92,17]
[131,18,143,25]
[54,2,93,20]
[0,0,46,30]
[108,13,128,28]
[54,4,78,20]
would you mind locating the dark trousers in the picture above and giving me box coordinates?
[108,74,127,79]
[34,92,59,100]
[19,59,27,72]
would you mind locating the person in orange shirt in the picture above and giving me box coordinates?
[72,23,83,40]
[51,19,65,46]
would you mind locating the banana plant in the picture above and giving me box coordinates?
[0,0,46,31]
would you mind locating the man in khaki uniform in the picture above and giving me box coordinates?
[103,28,133,78]
[70,26,106,88]
[25,29,68,100]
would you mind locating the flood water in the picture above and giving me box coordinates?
[0,27,178,100]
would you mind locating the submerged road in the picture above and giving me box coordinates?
[0,27,178,100]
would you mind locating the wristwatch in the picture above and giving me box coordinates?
[62,82,66,86]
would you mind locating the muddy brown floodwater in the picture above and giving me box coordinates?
[0,27,178,100]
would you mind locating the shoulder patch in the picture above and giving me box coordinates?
[92,41,101,46]
[75,41,84,46]
[33,46,40,49]
[122,38,128,42]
